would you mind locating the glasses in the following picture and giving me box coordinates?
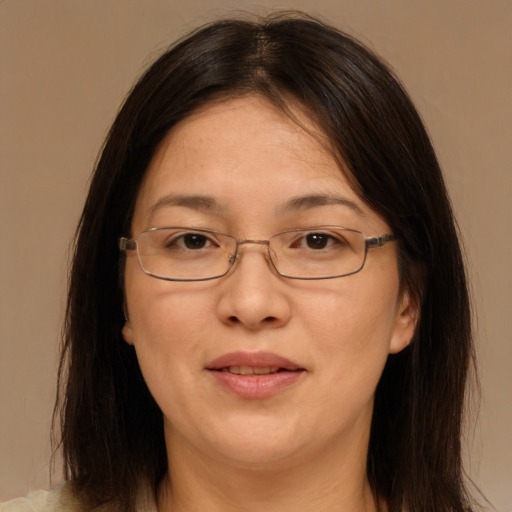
[119,226,396,281]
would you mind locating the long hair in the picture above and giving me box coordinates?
[55,12,476,511]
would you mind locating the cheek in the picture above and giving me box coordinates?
[129,286,213,349]
[125,281,219,429]
[125,251,213,331]
[303,280,398,342]
[124,269,215,383]
[298,274,400,379]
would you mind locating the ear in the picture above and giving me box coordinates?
[122,319,135,346]
[389,291,419,354]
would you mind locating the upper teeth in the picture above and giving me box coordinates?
[221,366,280,375]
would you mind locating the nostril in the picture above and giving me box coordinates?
[227,315,277,327]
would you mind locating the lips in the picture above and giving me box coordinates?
[220,366,281,375]
[206,351,305,399]
[207,351,303,372]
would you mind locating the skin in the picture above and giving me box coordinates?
[122,96,417,512]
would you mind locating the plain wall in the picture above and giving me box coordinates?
[1,0,511,509]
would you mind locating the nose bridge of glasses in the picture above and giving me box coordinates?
[230,239,272,265]
[237,238,270,247]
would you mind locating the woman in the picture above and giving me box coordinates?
[1,12,477,512]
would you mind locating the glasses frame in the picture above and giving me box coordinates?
[119,226,396,282]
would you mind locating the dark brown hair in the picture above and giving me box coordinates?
[55,12,476,512]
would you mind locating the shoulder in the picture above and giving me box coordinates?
[0,484,80,512]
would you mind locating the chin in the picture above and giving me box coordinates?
[178,414,309,468]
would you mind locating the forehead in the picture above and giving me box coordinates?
[146,95,341,179]
[131,95,384,233]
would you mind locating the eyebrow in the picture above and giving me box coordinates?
[149,194,223,217]
[148,192,365,220]
[279,194,366,216]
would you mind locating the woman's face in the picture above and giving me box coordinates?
[123,96,416,470]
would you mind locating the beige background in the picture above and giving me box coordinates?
[1,0,511,509]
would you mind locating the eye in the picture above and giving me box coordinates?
[182,233,209,249]
[164,232,218,250]
[291,232,345,250]
[304,233,332,249]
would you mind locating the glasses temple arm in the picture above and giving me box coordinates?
[119,237,137,251]
[366,234,397,248]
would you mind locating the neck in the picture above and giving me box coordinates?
[157,429,381,512]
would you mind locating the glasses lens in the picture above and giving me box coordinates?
[270,228,366,279]
[136,228,235,280]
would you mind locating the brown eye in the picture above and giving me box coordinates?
[182,233,208,249]
[305,233,330,249]
[162,232,218,251]
[289,231,349,251]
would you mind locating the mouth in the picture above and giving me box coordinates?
[206,351,305,373]
[218,366,287,375]
[206,352,306,399]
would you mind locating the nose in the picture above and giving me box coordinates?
[216,243,292,330]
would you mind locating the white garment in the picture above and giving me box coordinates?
[0,483,157,512]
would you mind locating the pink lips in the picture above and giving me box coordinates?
[206,351,305,399]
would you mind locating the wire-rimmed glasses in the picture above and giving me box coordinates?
[119,226,396,281]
